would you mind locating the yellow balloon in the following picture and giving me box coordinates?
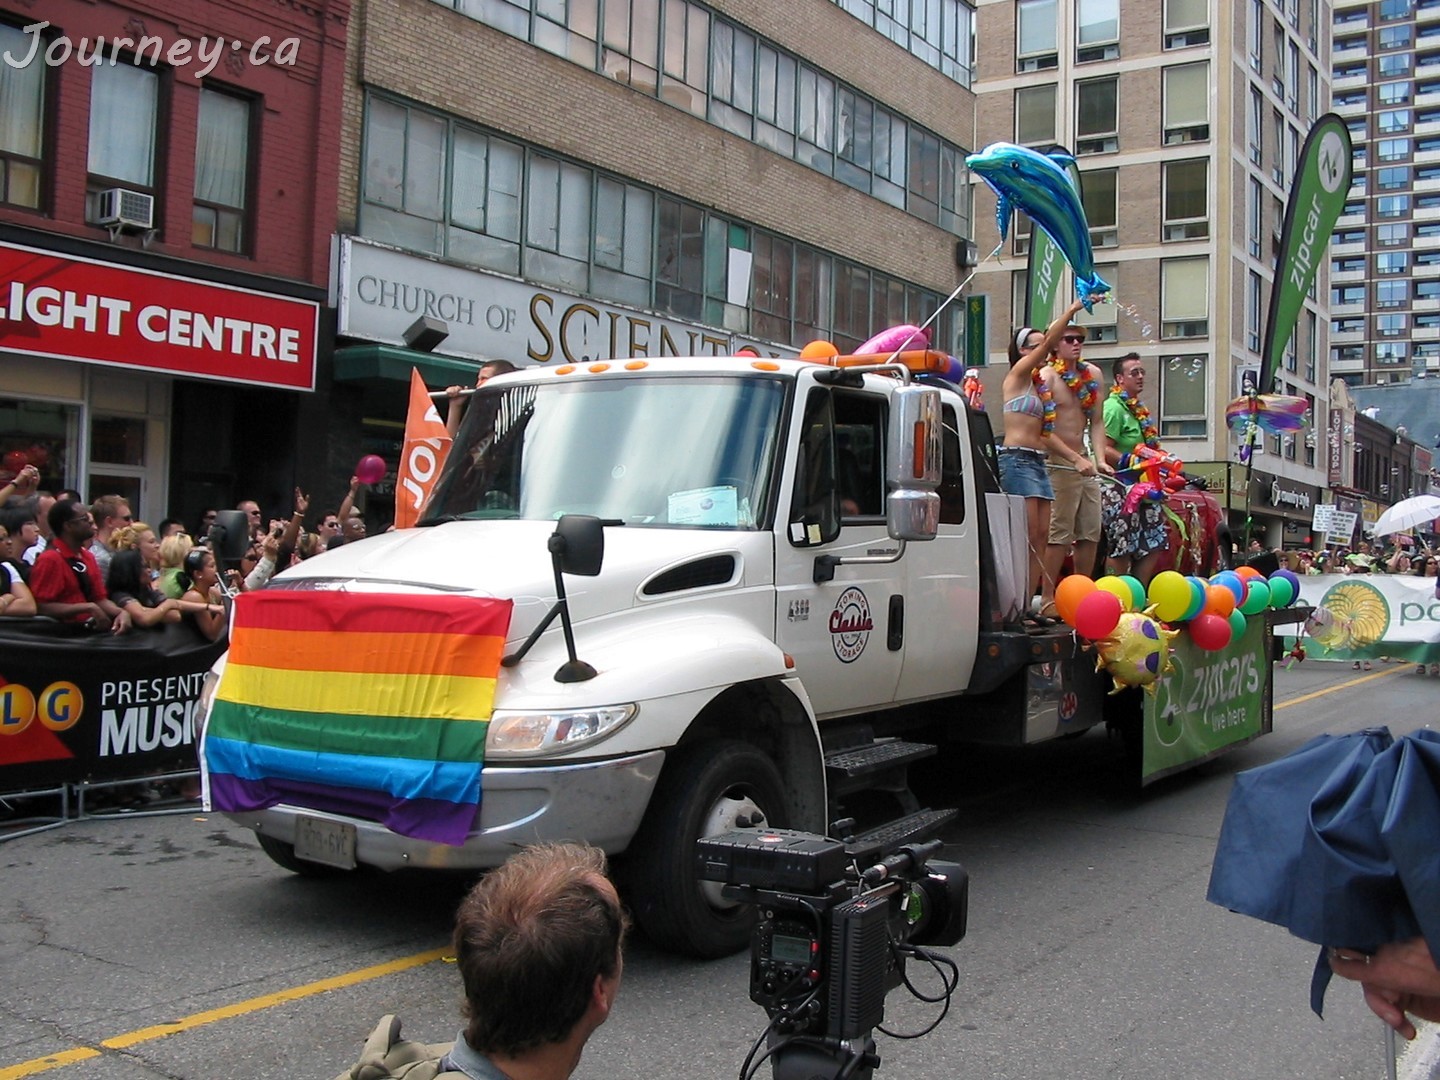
[1147,570,1192,623]
[1095,575,1135,612]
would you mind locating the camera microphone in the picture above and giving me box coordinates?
[860,839,943,886]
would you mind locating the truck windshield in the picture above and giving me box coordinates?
[421,375,787,528]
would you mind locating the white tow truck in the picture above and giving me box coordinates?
[200,350,1277,957]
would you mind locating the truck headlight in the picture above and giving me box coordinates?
[486,704,638,757]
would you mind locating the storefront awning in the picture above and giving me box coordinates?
[332,344,482,385]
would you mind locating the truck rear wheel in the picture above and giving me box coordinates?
[626,740,787,958]
[256,833,349,877]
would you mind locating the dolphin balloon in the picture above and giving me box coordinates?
[965,142,1111,309]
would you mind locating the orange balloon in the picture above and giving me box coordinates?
[1204,584,1236,619]
[1055,574,1098,627]
[799,339,839,360]
[1234,566,1263,581]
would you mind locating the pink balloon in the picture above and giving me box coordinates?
[856,324,931,355]
[355,454,387,485]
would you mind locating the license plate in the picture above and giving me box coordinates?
[292,815,357,870]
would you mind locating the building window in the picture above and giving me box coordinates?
[1163,159,1208,240]
[1377,313,1409,336]
[1076,0,1119,62]
[1015,84,1057,146]
[603,0,661,94]
[1076,76,1118,154]
[1377,251,1410,276]
[1017,0,1059,71]
[1080,168,1117,247]
[1376,166,1409,190]
[1380,0,1414,19]
[1379,53,1413,77]
[1160,354,1207,437]
[1332,283,1365,305]
[1380,81,1413,105]
[754,44,796,155]
[1376,222,1409,246]
[1248,177,1262,257]
[1378,194,1411,217]
[1248,0,1263,71]
[826,0,975,86]
[1248,85,1263,165]
[1376,279,1407,307]
[593,176,654,307]
[87,60,160,220]
[0,22,45,209]
[1379,109,1412,134]
[1161,258,1207,338]
[1305,311,1317,383]
[1163,63,1209,144]
[1163,0,1209,48]
[1247,271,1262,351]
[709,22,756,139]
[1380,24,1414,50]
[192,88,251,254]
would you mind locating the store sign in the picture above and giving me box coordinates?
[0,242,318,390]
[1328,408,1344,488]
[1264,478,1313,513]
[332,236,784,363]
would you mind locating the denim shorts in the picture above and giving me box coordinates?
[998,446,1054,500]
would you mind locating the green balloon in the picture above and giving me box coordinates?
[1228,609,1248,639]
[1119,575,1147,612]
[1239,579,1271,615]
[1267,575,1296,608]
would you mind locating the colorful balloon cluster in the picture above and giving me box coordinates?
[1053,565,1301,691]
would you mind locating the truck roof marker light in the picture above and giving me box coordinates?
[555,365,577,375]
[625,360,649,370]
[822,350,951,373]
[783,652,796,669]
[588,362,612,373]
[751,361,781,372]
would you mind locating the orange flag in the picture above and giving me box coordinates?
[394,367,452,529]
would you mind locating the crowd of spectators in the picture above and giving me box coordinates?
[0,464,374,640]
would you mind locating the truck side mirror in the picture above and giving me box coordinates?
[886,386,942,542]
[550,514,605,576]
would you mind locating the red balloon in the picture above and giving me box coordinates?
[1074,590,1123,640]
[1189,613,1233,652]
[2,450,27,474]
[355,454,387,485]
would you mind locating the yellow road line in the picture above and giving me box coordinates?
[0,947,448,1080]
[1276,662,1407,711]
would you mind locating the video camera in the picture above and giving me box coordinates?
[697,823,969,1080]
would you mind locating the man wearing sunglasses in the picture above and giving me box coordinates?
[87,494,132,578]
[1039,323,1113,616]
[29,498,132,633]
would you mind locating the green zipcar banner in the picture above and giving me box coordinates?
[1259,114,1353,393]
[1143,615,1272,782]
[1024,147,1081,328]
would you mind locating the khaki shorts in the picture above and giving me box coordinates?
[1047,458,1102,545]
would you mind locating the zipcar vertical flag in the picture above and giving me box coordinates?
[1024,146,1081,328]
[1260,114,1353,393]
[395,368,452,529]
[203,591,512,846]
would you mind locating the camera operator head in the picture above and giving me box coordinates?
[448,842,629,1080]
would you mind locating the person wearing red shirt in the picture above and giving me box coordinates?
[29,499,132,634]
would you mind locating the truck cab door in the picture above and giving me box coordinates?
[775,382,903,718]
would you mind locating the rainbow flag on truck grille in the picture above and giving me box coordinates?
[203,591,512,846]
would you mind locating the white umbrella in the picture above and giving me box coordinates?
[1371,494,1440,537]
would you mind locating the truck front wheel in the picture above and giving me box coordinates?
[626,740,787,958]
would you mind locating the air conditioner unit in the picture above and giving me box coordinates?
[95,188,155,230]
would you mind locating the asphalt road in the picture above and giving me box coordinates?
[0,659,1435,1080]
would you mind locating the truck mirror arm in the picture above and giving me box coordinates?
[501,517,602,682]
[813,541,908,584]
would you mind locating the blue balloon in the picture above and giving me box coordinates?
[965,142,1112,309]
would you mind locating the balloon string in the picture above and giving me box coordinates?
[882,241,1005,368]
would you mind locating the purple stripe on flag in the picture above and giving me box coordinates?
[209,773,480,847]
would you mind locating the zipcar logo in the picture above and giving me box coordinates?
[828,587,873,664]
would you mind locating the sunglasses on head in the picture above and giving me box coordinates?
[1061,335,1085,344]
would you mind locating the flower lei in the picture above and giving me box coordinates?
[1051,355,1101,412]
[1109,386,1160,449]
[1033,369,1057,437]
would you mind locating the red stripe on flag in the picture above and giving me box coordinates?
[232,590,512,638]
